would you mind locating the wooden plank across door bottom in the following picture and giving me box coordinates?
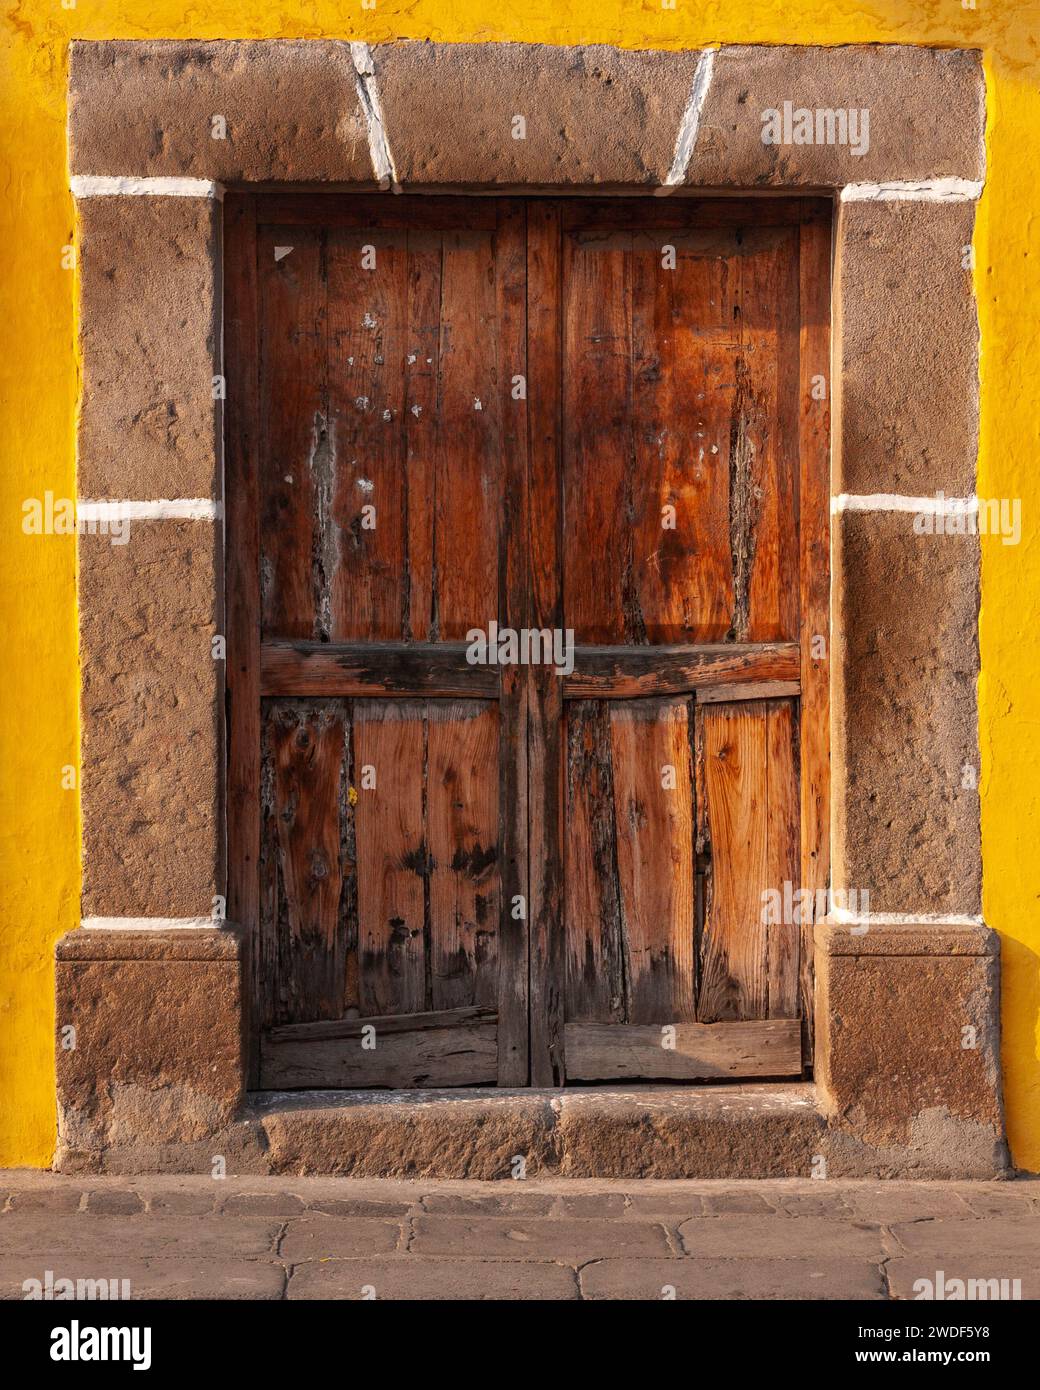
[260,1007,498,1090]
[564,1020,802,1082]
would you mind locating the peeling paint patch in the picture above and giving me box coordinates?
[350,40,399,192]
[841,177,984,203]
[659,48,717,190]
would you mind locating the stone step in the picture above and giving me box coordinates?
[58,1084,830,1179]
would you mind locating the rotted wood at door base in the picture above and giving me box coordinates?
[224,193,831,1091]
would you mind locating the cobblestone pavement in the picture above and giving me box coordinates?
[1,1174,1038,1300]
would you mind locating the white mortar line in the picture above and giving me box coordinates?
[350,42,399,192]
[831,493,979,516]
[77,499,223,521]
[658,48,717,193]
[71,175,224,200]
[82,916,220,930]
[829,910,984,927]
[841,177,983,203]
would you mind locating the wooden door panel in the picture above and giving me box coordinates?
[261,1006,498,1089]
[562,223,800,646]
[353,701,427,1017]
[564,1019,801,1082]
[257,229,326,641]
[565,698,697,1025]
[259,220,505,645]
[426,701,501,1011]
[261,701,353,1028]
[695,697,800,1024]
[227,194,831,1090]
[260,697,502,1034]
[553,201,823,1085]
[325,228,412,642]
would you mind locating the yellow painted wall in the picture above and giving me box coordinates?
[2,0,1037,1169]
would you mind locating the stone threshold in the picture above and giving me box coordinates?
[250,1084,823,1180]
[55,1083,1010,1181]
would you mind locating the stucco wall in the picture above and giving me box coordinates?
[1,0,1037,1170]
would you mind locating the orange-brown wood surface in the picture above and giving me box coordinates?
[226,194,830,1089]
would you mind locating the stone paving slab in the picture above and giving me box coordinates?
[287,1257,580,1301]
[579,1257,887,1301]
[1,1173,1037,1300]
[409,1216,673,1260]
[678,1215,888,1259]
[0,1256,286,1301]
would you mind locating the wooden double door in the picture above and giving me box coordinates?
[225,193,830,1090]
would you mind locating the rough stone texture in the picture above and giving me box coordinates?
[69,40,985,192]
[53,1078,1010,1179]
[554,1087,826,1178]
[54,929,246,1170]
[838,201,980,495]
[0,1255,286,1301]
[77,196,220,499]
[580,1257,886,1300]
[678,1214,885,1258]
[59,1123,270,1177]
[823,921,997,957]
[886,1258,1035,1302]
[79,520,224,917]
[278,1218,404,1260]
[888,1214,1040,1260]
[58,929,241,961]
[372,42,700,186]
[833,512,981,915]
[409,1215,672,1259]
[287,1258,580,1300]
[815,921,1007,1177]
[5,1174,1036,1302]
[257,1090,558,1179]
[688,45,985,188]
[0,1213,276,1259]
[69,40,372,183]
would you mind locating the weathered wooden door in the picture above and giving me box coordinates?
[226,194,830,1090]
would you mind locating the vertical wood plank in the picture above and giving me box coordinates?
[798,214,833,1063]
[609,700,697,1022]
[766,699,800,1017]
[258,227,326,640]
[435,230,501,640]
[696,697,801,1024]
[404,231,442,641]
[326,228,409,640]
[497,201,531,1084]
[354,701,427,1016]
[629,232,733,642]
[565,702,625,1024]
[264,703,351,1024]
[526,200,563,1084]
[224,193,263,1081]
[696,700,771,1022]
[562,229,634,643]
[740,227,800,643]
[427,701,501,1010]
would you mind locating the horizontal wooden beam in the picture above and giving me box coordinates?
[266,1005,496,1044]
[261,642,499,698]
[696,680,800,705]
[564,643,799,699]
[564,1019,802,1081]
[262,642,800,701]
[561,197,828,231]
[261,1007,498,1089]
[256,192,499,230]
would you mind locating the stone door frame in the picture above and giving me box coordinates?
[57,39,1006,1178]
